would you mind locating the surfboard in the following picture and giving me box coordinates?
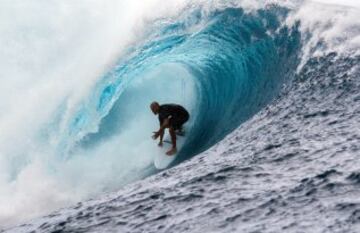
[153,132,185,169]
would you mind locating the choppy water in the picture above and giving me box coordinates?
[1,0,360,232]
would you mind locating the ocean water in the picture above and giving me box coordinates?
[1,0,360,232]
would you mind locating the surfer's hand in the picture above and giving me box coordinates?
[152,131,160,140]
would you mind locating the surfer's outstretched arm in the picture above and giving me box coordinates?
[152,117,170,141]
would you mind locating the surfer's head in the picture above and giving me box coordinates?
[150,101,160,115]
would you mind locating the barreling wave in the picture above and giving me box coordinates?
[2,0,359,228]
[68,6,301,164]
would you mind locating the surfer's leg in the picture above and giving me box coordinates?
[172,114,188,136]
[166,127,177,155]
[175,125,185,136]
[158,129,165,147]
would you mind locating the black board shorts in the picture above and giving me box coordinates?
[169,113,189,130]
[159,104,190,130]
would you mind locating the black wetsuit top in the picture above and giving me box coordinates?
[158,104,189,130]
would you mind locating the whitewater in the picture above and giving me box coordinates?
[1,0,360,232]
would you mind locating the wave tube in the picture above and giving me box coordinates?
[76,6,301,164]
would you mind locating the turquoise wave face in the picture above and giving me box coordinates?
[68,6,301,165]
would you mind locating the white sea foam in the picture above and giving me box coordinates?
[286,0,360,70]
[313,0,360,8]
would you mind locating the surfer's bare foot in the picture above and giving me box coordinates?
[166,148,177,156]
[158,142,163,147]
[176,130,185,136]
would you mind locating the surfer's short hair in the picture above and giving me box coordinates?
[150,101,159,108]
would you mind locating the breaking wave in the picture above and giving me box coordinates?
[0,0,359,227]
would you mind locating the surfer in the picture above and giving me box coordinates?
[150,101,189,155]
